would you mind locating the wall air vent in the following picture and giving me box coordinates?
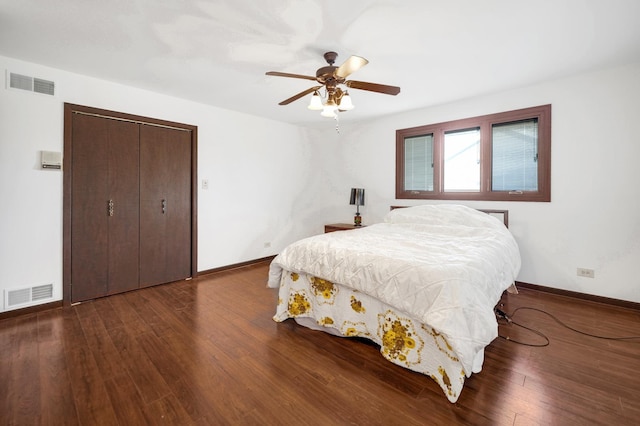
[9,72,32,90]
[7,288,30,307]
[32,284,54,301]
[33,77,55,95]
[4,283,54,309]
[8,72,55,96]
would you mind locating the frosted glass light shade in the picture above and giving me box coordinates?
[321,98,338,117]
[308,92,323,110]
[339,92,354,110]
[321,106,337,117]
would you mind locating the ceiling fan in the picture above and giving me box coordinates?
[265,51,400,118]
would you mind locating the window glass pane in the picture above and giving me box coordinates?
[492,119,538,191]
[444,128,480,191]
[404,134,433,191]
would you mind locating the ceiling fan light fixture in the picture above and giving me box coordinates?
[320,104,337,118]
[321,97,338,117]
[307,91,323,110]
[339,91,354,111]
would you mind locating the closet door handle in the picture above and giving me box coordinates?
[108,199,114,217]
[162,199,166,214]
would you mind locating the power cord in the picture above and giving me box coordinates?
[495,307,549,347]
[495,305,640,346]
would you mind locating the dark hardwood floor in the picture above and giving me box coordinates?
[1,261,639,425]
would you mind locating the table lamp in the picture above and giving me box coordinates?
[349,188,365,226]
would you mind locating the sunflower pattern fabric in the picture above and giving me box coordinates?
[273,270,466,402]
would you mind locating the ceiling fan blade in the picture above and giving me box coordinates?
[278,86,322,105]
[335,55,369,79]
[266,71,317,81]
[346,80,401,95]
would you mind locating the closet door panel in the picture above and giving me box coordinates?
[139,125,168,287]
[71,114,109,302]
[139,125,191,287]
[106,122,140,295]
[163,128,192,282]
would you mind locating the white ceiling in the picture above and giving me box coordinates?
[2,0,640,127]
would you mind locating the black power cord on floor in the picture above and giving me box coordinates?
[495,307,550,347]
[494,306,640,347]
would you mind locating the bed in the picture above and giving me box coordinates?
[267,204,521,402]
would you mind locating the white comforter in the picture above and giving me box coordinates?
[267,204,521,375]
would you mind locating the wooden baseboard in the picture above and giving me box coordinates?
[0,300,63,321]
[3,270,635,320]
[0,257,276,321]
[201,262,640,311]
[197,255,276,276]
[516,281,640,311]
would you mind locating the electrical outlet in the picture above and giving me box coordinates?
[202,179,209,190]
[577,268,595,278]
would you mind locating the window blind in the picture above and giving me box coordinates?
[404,134,434,191]
[492,119,539,191]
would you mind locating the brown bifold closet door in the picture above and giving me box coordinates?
[139,124,192,288]
[70,114,140,302]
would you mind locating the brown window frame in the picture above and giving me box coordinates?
[396,104,551,202]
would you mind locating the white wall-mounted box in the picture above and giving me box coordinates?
[41,150,62,169]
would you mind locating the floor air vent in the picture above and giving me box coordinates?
[8,72,55,96]
[4,284,54,309]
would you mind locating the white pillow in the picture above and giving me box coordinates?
[384,204,503,229]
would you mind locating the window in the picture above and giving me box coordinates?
[404,134,434,191]
[444,128,480,192]
[396,105,551,202]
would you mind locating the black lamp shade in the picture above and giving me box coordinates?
[349,188,365,206]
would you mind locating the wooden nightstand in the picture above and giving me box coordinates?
[324,223,366,233]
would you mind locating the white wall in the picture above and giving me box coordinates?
[2,54,639,311]
[0,55,323,312]
[310,63,640,303]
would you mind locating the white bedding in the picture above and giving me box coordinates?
[268,204,521,375]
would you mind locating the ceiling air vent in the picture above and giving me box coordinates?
[8,72,55,96]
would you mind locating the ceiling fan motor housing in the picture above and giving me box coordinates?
[317,51,345,85]
[316,66,341,84]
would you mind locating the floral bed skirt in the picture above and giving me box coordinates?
[272,269,472,403]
